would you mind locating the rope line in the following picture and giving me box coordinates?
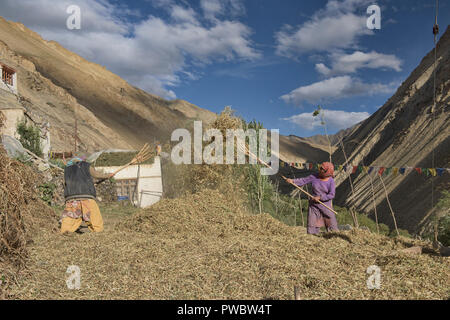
[431,0,439,243]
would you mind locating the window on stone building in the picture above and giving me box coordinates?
[2,66,15,86]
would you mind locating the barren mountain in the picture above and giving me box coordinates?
[333,26,450,235]
[278,125,359,163]
[0,16,328,161]
[301,124,359,148]
[0,17,216,152]
[278,134,330,163]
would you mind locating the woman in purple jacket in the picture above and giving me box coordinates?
[286,162,338,235]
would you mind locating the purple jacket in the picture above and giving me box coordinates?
[292,174,335,205]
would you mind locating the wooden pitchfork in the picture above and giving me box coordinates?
[109,143,152,177]
[236,140,338,215]
[96,143,152,184]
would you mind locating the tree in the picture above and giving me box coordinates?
[17,120,43,157]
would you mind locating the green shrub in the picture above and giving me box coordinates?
[421,190,450,245]
[437,190,450,209]
[244,164,275,214]
[15,153,32,166]
[435,191,450,245]
[17,120,43,157]
[390,228,411,238]
[38,182,56,206]
[49,158,66,169]
[436,214,450,246]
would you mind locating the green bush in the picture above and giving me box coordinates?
[244,164,275,214]
[17,120,43,157]
[390,228,411,238]
[49,158,66,169]
[436,214,450,246]
[15,153,32,166]
[435,190,450,246]
[38,182,56,206]
[437,190,450,209]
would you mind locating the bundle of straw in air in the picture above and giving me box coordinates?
[95,144,153,186]
[110,143,152,177]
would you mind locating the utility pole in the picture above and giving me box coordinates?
[74,117,78,153]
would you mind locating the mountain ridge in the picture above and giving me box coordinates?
[0,16,216,152]
[332,25,450,234]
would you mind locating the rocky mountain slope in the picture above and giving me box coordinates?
[333,26,450,235]
[0,17,216,152]
[278,134,330,163]
[278,125,359,163]
[0,16,330,161]
[302,125,359,148]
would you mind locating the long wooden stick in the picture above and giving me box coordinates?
[378,174,399,236]
[237,142,338,215]
[282,174,338,215]
[96,144,152,185]
[109,143,152,176]
[22,147,64,171]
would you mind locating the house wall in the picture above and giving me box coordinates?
[0,108,24,137]
[96,156,163,208]
[40,122,51,160]
[0,65,18,95]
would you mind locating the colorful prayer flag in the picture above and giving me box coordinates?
[352,166,358,174]
[378,167,385,175]
[393,167,399,176]
[429,168,437,177]
[399,168,406,175]
[385,167,392,176]
[415,168,422,174]
[437,168,444,176]
[368,167,374,174]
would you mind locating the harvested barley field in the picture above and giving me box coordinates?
[4,188,449,300]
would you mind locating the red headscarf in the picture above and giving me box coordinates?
[319,162,334,178]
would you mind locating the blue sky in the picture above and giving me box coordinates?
[1,0,448,137]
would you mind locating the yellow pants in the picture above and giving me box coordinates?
[60,199,104,234]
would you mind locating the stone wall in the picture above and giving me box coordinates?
[0,108,24,137]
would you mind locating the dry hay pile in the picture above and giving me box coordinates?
[163,107,245,197]
[182,108,243,194]
[0,147,58,297]
[8,188,449,300]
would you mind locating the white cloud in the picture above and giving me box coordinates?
[281,76,396,106]
[282,109,370,131]
[200,0,223,19]
[200,0,246,21]
[0,0,258,99]
[315,51,402,76]
[275,0,373,57]
[170,5,199,25]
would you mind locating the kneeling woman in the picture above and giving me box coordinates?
[287,162,338,235]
